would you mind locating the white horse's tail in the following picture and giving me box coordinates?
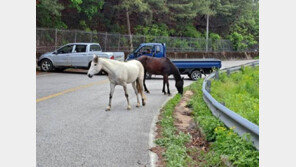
[136,78,143,96]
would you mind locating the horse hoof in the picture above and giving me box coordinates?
[146,91,150,94]
[105,106,111,111]
[127,106,131,110]
[136,104,140,107]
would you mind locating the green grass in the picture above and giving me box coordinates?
[188,80,259,167]
[211,66,259,125]
[156,79,259,166]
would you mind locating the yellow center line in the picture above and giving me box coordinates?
[36,79,109,103]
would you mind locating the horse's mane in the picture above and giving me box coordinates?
[165,58,182,81]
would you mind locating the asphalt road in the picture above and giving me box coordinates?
[36,60,256,167]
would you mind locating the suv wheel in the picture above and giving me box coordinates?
[40,59,54,72]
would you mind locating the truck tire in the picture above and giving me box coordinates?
[40,59,54,72]
[190,70,202,81]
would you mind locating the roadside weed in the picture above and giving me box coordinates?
[155,76,259,166]
[211,66,259,125]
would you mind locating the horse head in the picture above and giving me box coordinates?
[176,77,184,94]
[87,54,102,78]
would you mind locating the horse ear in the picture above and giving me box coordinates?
[93,54,98,63]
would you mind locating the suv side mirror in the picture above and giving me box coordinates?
[53,51,58,54]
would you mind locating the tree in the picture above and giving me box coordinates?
[59,0,104,30]
[36,0,66,28]
[166,0,199,35]
[197,0,234,51]
[116,0,150,51]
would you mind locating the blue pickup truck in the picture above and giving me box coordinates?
[126,43,221,80]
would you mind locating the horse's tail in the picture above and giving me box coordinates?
[136,78,143,95]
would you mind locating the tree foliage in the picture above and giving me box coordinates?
[36,0,259,51]
[36,0,66,28]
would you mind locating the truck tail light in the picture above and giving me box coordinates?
[110,56,114,59]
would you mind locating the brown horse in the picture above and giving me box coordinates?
[137,56,184,95]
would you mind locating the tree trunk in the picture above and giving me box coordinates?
[126,10,133,52]
[206,14,209,52]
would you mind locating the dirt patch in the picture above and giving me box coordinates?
[150,91,211,166]
[173,91,210,153]
[173,91,194,131]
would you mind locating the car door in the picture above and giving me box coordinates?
[52,45,74,66]
[69,44,88,67]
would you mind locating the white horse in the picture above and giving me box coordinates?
[87,55,146,111]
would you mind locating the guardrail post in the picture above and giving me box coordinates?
[215,71,219,80]
[227,69,230,76]
[252,62,255,68]
[241,65,245,72]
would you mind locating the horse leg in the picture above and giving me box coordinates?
[143,70,150,93]
[132,81,140,107]
[106,83,115,111]
[162,75,167,95]
[166,75,171,95]
[123,84,131,110]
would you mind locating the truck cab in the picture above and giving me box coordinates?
[126,43,166,60]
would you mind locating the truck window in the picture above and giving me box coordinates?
[138,46,153,54]
[57,45,73,54]
[154,45,161,53]
[74,45,87,53]
[90,45,102,52]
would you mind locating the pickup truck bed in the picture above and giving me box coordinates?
[171,58,221,69]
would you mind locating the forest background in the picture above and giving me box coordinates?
[36,0,259,51]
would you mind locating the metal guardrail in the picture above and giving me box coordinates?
[202,61,259,149]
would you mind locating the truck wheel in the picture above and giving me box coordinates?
[190,70,201,81]
[40,59,54,72]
